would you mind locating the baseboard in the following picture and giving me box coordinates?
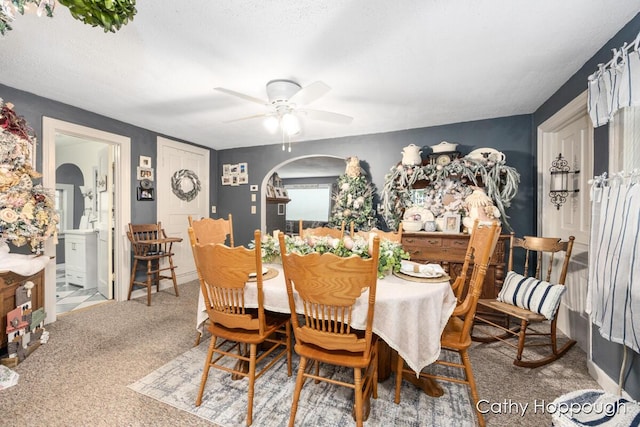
[587,359,633,400]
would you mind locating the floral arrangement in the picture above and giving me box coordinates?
[0,99,59,252]
[249,233,410,279]
[380,156,520,231]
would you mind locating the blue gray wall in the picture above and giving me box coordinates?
[217,114,534,247]
[0,83,218,231]
[533,12,640,400]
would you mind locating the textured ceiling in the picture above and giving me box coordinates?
[1,1,638,150]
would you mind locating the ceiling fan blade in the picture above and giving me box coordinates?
[214,87,268,105]
[222,113,267,124]
[301,108,354,124]
[289,81,331,105]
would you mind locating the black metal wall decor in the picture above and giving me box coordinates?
[549,153,580,210]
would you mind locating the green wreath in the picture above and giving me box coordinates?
[171,169,201,202]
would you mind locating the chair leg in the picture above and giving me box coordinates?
[372,344,378,399]
[246,343,257,426]
[353,367,363,427]
[128,259,138,301]
[195,336,218,406]
[515,319,529,364]
[460,349,485,427]
[168,255,179,297]
[145,260,154,306]
[288,356,308,427]
[513,318,577,368]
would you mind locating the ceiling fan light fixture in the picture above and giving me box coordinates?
[281,113,301,136]
[263,115,279,134]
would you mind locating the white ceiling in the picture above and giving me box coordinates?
[1,1,639,151]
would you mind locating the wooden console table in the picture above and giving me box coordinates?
[1,268,45,351]
[401,232,509,301]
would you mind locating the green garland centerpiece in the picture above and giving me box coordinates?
[380,156,520,231]
[328,156,377,232]
[250,233,409,279]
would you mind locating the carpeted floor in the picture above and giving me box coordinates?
[1,280,603,426]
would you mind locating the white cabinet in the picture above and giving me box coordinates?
[64,230,98,289]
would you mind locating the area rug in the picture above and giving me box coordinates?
[128,341,476,426]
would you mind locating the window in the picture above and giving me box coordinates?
[285,184,332,222]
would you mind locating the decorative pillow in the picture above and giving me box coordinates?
[497,271,566,320]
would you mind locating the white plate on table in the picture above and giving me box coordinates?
[400,261,445,278]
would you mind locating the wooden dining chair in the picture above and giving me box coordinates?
[188,214,234,345]
[473,233,576,368]
[394,220,501,427]
[299,219,345,239]
[278,231,380,427]
[191,229,292,426]
[352,223,403,243]
[127,222,180,306]
[188,214,234,246]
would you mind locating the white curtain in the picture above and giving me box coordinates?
[587,173,640,353]
[588,33,640,127]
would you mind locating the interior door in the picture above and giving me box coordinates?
[96,145,114,299]
[539,98,592,350]
[156,137,210,283]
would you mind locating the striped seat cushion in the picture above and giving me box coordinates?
[497,271,566,320]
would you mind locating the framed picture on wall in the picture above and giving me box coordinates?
[139,155,152,168]
[137,187,154,201]
[277,203,285,215]
[97,175,107,192]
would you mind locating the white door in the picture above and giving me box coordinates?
[538,92,593,351]
[96,145,114,299]
[157,137,210,284]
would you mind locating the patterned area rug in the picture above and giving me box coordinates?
[128,341,476,426]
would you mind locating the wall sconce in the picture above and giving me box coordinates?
[549,153,580,209]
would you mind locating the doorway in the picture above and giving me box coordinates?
[42,118,131,325]
[54,136,112,314]
[260,155,345,233]
[537,90,592,352]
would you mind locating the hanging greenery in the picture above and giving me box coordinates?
[1,0,136,36]
[58,0,136,33]
[380,157,520,231]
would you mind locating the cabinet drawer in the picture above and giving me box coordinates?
[66,271,86,286]
[403,236,443,248]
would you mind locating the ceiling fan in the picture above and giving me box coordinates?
[214,79,354,136]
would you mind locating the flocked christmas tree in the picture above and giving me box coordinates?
[328,156,377,231]
[0,99,58,253]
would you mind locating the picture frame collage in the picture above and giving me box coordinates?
[221,162,248,186]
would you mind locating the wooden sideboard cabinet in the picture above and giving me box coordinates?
[401,232,509,301]
[1,268,45,351]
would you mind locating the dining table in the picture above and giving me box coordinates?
[195,263,456,386]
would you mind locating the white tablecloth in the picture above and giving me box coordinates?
[196,264,456,375]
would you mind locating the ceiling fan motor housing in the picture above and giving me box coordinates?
[266,79,301,104]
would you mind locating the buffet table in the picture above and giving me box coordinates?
[196,264,456,376]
